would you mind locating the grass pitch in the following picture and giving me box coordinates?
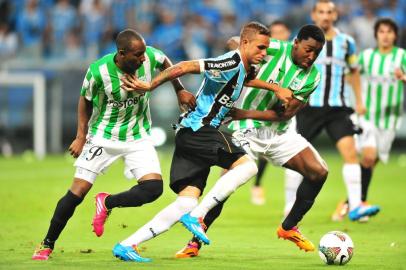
[1,149,405,270]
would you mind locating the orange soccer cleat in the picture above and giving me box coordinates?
[175,240,201,258]
[277,225,315,252]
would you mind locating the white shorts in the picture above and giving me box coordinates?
[232,126,311,166]
[74,136,162,183]
[354,120,396,163]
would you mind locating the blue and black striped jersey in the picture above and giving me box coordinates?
[309,29,357,108]
[181,50,249,131]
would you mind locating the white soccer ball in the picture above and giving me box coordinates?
[318,231,354,265]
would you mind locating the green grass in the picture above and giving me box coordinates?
[1,149,406,270]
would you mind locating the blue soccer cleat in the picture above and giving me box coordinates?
[348,203,380,221]
[112,243,151,262]
[179,213,210,245]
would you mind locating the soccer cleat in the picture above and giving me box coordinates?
[175,240,201,258]
[348,203,380,221]
[112,243,151,262]
[92,192,111,237]
[251,186,266,205]
[179,213,210,245]
[331,200,349,221]
[277,225,315,252]
[32,242,53,260]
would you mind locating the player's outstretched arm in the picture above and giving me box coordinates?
[229,98,305,122]
[68,96,91,158]
[245,79,293,104]
[151,60,201,90]
[347,68,366,115]
[160,57,196,111]
[121,60,201,93]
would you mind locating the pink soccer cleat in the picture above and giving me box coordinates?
[32,242,53,260]
[92,192,111,237]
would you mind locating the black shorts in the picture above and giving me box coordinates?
[170,125,246,194]
[296,106,356,143]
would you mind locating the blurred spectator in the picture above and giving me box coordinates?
[149,9,185,62]
[376,0,406,28]
[79,0,107,60]
[16,0,47,58]
[183,14,212,59]
[49,0,78,57]
[107,0,135,32]
[64,28,84,60]
[0,22,18,59]
[348,2,376,51]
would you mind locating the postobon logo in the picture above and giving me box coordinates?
[108,96,141,108]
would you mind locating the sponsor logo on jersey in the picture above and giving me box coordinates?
[207,59,237,69]
[218,93,235,108]
[108,96,142,108]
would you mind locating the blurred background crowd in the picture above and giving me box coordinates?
[0,0,406,156]
[1,0,406,62]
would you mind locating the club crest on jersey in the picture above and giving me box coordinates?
[290,78,301,91]
[138,75,147,81]
[209,69,221,78]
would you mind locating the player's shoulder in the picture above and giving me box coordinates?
[90,53,114,68]
[146,45,164,55]
[338,30,356,45]
[203,50,241,70]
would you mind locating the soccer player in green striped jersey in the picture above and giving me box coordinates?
[355,18,406,213]
[176,24,328,256]
[32,29,196,261]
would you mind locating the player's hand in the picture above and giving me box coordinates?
[273,85,293,105]
[176,89,196,112]
[355,102,366,115]
[68,137,86,158]
[122,74,151,92]
[394,68,406,81]
[228,107,248,121]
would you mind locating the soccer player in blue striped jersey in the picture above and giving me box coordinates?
[32,29,196,261]
[111,21,293,262]
[286,0,380,222]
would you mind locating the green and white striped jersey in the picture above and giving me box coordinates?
[80,46,166,141]
[229,39,321,132]
[358,47,406,130]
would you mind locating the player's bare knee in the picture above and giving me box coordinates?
[361,157,376,168]
[307,164,328,182]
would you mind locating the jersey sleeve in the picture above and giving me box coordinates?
[293,70,321,103]
[402,49,406,72]
[80,68,96,101]
[145,46,166,71]
[198,51,241,82]
[266,39,282,56]
[345,35,358,69]
[357,50,365,73]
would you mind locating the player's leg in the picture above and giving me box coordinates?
[252,157,267,205]
[360,147,378,202]
[93,139,164,237]
[32,175,93,260]
[326,110,380,221]
[175,197,229,258]
[277,140,328,252]
[113,127,212,262]
[284,169,302,217]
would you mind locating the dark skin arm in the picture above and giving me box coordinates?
[229,97,305,122]
[244,79,293,104]
[68,96,92,158]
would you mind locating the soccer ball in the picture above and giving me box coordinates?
[318,231,354,265]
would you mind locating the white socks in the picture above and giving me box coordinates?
[284,169,303,215]
[190,160,258,218]
[120,196,198,247]
[343,163,362,210]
